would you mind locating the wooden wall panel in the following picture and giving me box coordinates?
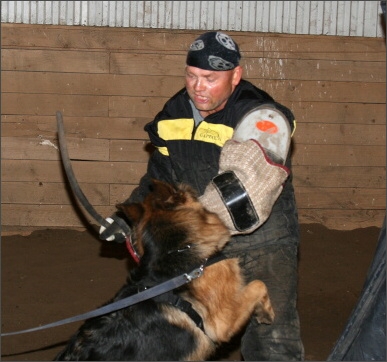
[1,49,110,73]
[1,182,109,205]
[292,144,385,167]
[1,24,385,233]
[1,160,147,184]
[293,166,385,189]
[1,136,109,161]
[1,115,150,139]
[2,93,109,116]
[1,204,116,228]
[290,102,386,125]
[2,71,185,97]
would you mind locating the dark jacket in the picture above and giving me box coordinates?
[129,79,295,202]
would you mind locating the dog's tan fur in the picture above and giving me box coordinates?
[56,180,275,361]
[118,180,275,360]
[184,260,274,343]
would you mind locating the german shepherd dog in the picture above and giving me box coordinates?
[55,180,274,361]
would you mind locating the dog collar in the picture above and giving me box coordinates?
[125,235,140,264]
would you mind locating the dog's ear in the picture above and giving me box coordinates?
[150,179,186,209]
[150,179,175,196]
[116,203,144,225]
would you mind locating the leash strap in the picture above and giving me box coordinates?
[1,266,204,337]
[56,111,111,229]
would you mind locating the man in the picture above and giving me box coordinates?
[101,31,304,360]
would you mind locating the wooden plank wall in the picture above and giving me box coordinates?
[1,23,386,234]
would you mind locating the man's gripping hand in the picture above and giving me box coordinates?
[99,214,129,243]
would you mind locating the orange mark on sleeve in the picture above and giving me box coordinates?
[256,120,278,134]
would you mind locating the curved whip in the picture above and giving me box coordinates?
[56,111,111,229]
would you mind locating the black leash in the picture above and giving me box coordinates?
[1,252,227,337]
[56,110,138,261]
[2,112,229,338]
[1,265,204,337]
[56,111,113,230]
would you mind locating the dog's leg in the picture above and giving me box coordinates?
[213,278,275,343]
[187,259,275,343]
[234,278,275,327]
[252,279,276,324]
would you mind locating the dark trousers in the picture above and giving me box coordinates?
[223,181,304,361]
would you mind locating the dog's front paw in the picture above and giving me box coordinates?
[255,295,275,324]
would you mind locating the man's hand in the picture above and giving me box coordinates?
[99,215,129,242]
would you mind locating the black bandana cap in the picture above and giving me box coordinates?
[186,31,241,71]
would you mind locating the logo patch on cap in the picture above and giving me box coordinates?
[216,32,237,51]
[208,55,235,70]
[190,39,204,51]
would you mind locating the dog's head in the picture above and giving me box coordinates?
[116,180,230,278]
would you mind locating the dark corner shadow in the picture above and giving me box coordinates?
[381,1,386,39]
[381,13,386,40]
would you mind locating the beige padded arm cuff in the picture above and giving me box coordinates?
[200,139,289,235]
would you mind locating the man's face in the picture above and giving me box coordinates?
[185,65,242,117]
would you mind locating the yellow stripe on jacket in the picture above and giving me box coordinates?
[157,118,234,156]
